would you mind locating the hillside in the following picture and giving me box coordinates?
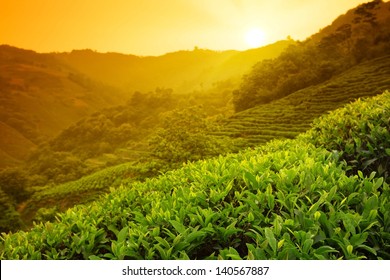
[52,40,291,93]
[1,92,389,260]
[218,55,390,147]
[0,122,35,167]
[233,0,390,111]
[0,45,128,166]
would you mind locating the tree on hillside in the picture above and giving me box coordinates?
[148,106,233,167]
[0,187,24,232]
[0,168,30,204]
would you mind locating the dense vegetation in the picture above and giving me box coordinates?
[233,0,390,111]
[0,188,24,233]
[1,91,389,259]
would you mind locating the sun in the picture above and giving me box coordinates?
[245,28,266,48]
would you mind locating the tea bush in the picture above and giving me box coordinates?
[1,92,389,259]
[301,90,390,181]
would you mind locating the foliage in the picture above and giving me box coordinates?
[1,92,389,259]
[0,187,24,233]
[301,90,390,182]
[148,106,234,168]
[26,150,89,185]
[23,87,234,188]
[233,42,332,111]
[0,168,30,204]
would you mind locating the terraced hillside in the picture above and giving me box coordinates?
[219,55,390,147]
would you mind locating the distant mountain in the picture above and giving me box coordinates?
[52,40,291,93]
[0,121,35,167]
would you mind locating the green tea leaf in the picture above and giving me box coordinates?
[356,244,377,256]
[169,220,186,235]
[350,232,368,247]
[314,245,338,256]
[264,228,277,253]
[186,230,206,243]
[363,195,379,219]
[347,245,353,255]
[302,239,314,254]
[117,227,129,243]
[247,212,255,223]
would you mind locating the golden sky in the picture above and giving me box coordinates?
[1,0,371,56]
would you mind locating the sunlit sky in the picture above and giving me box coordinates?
[1,0,372,56]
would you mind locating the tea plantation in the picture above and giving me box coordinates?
[1,91,389,259]
[219,55,390,148]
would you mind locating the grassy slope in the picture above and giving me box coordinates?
[1,92,389,260]
[219,55,390,147]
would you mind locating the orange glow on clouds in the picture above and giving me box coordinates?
[0,0,372,56]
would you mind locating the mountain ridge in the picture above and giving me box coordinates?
[51,40,291,92]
